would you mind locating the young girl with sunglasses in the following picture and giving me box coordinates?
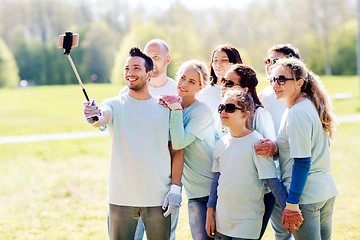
[159,60,216,240]
[254,58,338,239]
[205,90,287,240]
[213,64,279,239]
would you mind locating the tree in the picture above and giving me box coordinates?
[0,38,20,87]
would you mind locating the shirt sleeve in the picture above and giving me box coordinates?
[169,110,196,150]
[287,108,312,158]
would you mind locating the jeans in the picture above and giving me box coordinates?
[107,204,170,240]
[215,231,256,240]
[188,196,213,240]
[293,197,335,240]
[270,201,294,240]
[258,192,276,240]
[134,208,179,240]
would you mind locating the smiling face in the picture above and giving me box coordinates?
[212,50,232,79]
[144,42,170,78]
[124,56,151,92]
[177,66,202,98]
[270,65,302,106]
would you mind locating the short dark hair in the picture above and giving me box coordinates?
[268,44,301,59]
[129,47,153,72]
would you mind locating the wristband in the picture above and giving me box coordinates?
[170,184,181,194]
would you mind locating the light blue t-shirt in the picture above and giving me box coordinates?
[181,100,216,199]
[101,94,172,207]
[212,131,278,239]
[277,98,338,204]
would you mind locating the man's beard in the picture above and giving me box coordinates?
[129,78,147,92]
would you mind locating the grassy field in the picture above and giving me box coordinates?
[1,76,360,239]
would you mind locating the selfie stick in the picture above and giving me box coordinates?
[59,32,98,122]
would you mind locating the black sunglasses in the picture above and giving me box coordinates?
[220,77,241,88]
[270,75,295,86]
[264,57,279,65]
[218,103,245,114]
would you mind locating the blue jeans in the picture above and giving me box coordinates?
[270,201,294,240]
[258,192,276,240]
[188,196,213,240]
[107,204,170,240]
[215,231,256,240]
[134,208,179,240]
[293,197,335,240]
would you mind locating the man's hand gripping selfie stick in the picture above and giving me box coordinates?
[58,32,98,122]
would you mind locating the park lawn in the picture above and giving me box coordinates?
[1,122,360,239]
[0,75,359,136]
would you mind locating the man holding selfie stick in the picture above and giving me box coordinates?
[83,47,184,240]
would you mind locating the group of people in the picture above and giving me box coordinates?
[83,39,338,240]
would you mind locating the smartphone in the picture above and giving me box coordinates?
[58,32,79,49]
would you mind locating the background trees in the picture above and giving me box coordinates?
[0,0,356,87]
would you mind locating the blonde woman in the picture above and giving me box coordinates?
[159,60,216,240]
[254,58,338,239]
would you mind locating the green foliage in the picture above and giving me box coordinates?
[330,20,357,75]
[0,38,20,87]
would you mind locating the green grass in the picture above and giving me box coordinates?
[1,76,360,239]
[1,123,360,239]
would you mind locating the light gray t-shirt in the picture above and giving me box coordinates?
[101,94,171,207]
[277,98,338,204]
[120,77,177,97]
[259,85,286,134]
[197,84,222,114]
[212,131,277,239]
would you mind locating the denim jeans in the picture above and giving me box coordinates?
[188,196,213,240]
[292,197,336,240]
[258,192,276,240]
[134,208,179,240]
[107,204,170,240]
[215,231,256,240]
[270,201,294,240]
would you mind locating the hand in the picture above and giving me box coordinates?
[83,99,101,124]
[281,204,304,233]
[158,95,182,111]
[206,207,216,238]
[162,184,182,217]
[254,138,277,157]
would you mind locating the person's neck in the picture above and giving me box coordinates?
[286,94,305,108]
[229,125,252,138]
[181,95,196,109]
[128,87,152,100]
[149,73,168,88]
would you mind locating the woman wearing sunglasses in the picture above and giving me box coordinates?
[197,44,243,114]
[159,60,216,240]
[205,90,286,240]
[215,64,279,239]
[254,58,338,239]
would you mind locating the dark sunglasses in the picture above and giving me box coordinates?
[270,75,295,86]
[220,77,241,88]
[264,57,279,65]
[218,103,245,114]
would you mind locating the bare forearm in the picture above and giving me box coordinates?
[170,148,184,186]
[91,109,110,127]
